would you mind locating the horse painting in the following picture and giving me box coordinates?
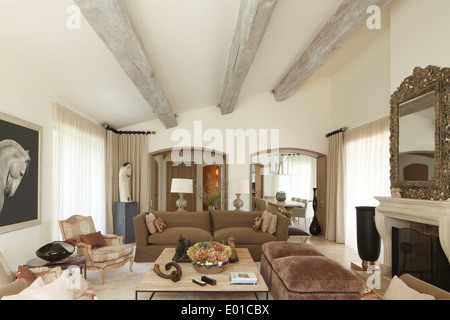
[0,139,30,214]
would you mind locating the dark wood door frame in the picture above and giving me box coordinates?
[166,161,197,212]
[149,147,229,211]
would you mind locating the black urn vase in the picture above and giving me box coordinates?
[309,188,321,235]
[356,206,380,269]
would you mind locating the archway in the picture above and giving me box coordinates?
[249,147,327,235]
[149,147,229,211]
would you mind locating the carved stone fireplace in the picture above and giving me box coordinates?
[375,197,450,275]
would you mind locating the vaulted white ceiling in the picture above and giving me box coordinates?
[0,0,384,129]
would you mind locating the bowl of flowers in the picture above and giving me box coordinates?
[187,241,232,274]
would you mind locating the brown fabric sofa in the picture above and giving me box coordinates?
[133,209,290,262]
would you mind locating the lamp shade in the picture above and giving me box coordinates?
[171,178,193,193]
[229,179,249,195]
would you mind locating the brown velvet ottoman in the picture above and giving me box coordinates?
[260,241,364,300]
[261,241,324,290]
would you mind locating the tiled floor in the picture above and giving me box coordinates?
[288,233,362,270]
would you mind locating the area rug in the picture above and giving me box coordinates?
[88,261,265,300]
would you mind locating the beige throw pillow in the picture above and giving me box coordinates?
[268,214,277,235]
[260,210,272,233]
[145,213,157,233]
[383,276,435,300]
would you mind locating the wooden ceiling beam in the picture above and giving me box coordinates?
[74,0,178,129]
[219,0,278,115]
[272,0,387,102]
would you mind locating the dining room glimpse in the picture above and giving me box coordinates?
[273,153,317,201]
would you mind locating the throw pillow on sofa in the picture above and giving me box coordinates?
[253,217,263,231]
[15,266,37,284]
[383,276,435,300]
[259,211,277,235]
[154,217,166,232]
[260,211,272,233]
[145,213,157,233]
[2,270,74,300]
[267,214,277,235]
[26,266,61,284]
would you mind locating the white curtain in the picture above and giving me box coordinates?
[53,102,106,238]
[343,118,390,250]
[275,154,317,200]
[325,132,345,243]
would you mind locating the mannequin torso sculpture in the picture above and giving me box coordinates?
[119,162,132,202]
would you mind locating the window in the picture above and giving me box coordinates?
[53,102,106,238]
[275,154,317,200]
[343,118,390,250]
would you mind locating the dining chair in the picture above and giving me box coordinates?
[290,201,312,229]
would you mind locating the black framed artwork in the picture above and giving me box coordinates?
[0,112,41,234]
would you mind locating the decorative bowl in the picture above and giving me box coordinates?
[276,191,286,202]
[191,260,229,274]
[36,241,75,262]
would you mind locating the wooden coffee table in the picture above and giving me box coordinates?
[135,248,269,300]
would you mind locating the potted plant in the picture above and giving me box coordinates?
[194,174,226,209]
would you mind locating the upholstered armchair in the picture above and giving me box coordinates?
[59,215,133,285]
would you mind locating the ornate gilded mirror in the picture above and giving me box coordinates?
[390,65,450,200]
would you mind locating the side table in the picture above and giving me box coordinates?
[25,255,87,279]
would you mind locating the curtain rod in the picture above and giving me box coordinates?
[103,124,156,135]
[325,127,347,138]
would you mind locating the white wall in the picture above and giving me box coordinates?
[0,64,54,270]
[330,2,391,130]
[126,77,332,155]
[326,0,450,131]
[122,77,333,211]
[390,0,450,91]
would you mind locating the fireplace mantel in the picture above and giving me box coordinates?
[375,196,450,274]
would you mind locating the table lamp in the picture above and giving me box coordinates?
[230,179,249,211]
[171,178,193,212]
